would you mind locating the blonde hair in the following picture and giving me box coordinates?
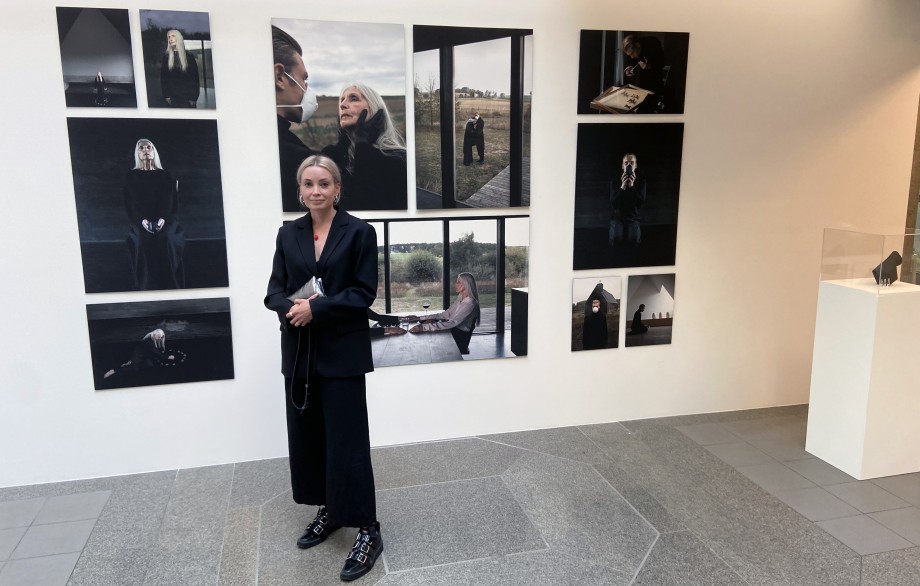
[296,155,343,208]
[166,30,188,72]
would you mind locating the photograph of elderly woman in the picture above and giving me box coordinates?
[87,297,234,391]
[67,117,229,293]
[413,25,533,209]
[140,10,215,109]
[270,18,407,212]
[56,7,137,107]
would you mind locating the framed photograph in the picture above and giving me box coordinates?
[413,25,533,209]
[67,118,229,293]
[572,277,621,351]
[56,7,137,107]
[270,19,407,212]
[139,10,216,109]
[577,30,689,115]
[625,274,675,347]
[573,123,683,270]
[87,298,234,390]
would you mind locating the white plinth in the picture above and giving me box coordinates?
[806,278,920,479]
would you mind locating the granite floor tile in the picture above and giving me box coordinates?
[0,552,80,586]
[674,422,740,446]
[861,546,920,586]
[871,473,920,506]
[0,528,26,561]
[773,486,861,522]
[372,549,631,586]
[376,476,545,572]
[783,458,857,486]
[142,464,233,586]
[593,460,685,533]
[501,451,656,575]
[606,422,860,585]
[258,490,386,586]
[10,519,95,559]
[0,498,44,529]
[227,458,291,509]
[704,442,774,467]
[32,491,111,525]
[825,482,911,513]
[0,562,3,575]
[482,426,610,465]
[632,530,744,586]
[576,420,632,447]
[735,462,815,494]
[217,506,260,586]
[373,438,526,490]
[623,405,807,429]
[870,507,920,545]
[746,436,811,462]
[718,418,786,441]
[816,515,914,555]
[67,470,176,586]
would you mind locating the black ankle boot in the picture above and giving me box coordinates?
[340,521,383,581]
[297,506,341,549]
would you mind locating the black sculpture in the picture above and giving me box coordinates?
[871,251,902,286]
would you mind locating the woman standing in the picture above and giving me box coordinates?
[124,139,185,290]
[322,83,407,211]
[264,155,383,582]
[160,29,200,108]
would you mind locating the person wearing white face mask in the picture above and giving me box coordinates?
[273,25,319,212]
[582,283,609,350]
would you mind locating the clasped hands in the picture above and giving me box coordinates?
[141,218,166,234]
[286,294,320,327]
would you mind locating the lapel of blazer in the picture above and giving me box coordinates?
[295,214,319,277]
[317,211,350,275]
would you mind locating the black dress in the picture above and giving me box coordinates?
[160,52,200,108]
[124,169,186,290]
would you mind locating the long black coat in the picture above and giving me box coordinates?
[265,210,377,378]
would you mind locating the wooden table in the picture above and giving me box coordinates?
[371,323,463,367]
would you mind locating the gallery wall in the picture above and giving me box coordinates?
[1,0,919,487]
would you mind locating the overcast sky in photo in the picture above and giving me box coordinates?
[414,35,533,94]
[369,217,529,248]
[573,277,622,302]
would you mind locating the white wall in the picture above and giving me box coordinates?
[1,0,918,487]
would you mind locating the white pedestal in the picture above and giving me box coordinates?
[806,279,920,479]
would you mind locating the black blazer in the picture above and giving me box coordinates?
[265,210,377,378]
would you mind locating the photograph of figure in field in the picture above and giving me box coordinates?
[270,19,407,212]
[56,7,137,107]
[625,273,675,347]
[573,123,683,270]
[67,118,229,293]
[414,26,533,209]
[362,216,529,367]
[571,277,621,352]
[87,298,234,391]
[140,10,215,109]
[577,30,689,115]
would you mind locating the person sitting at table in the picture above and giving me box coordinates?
[407,273,480,354]
[367,308,405,337]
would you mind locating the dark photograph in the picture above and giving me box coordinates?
[67,118,229,293]
[362,215,529,367]
[87,298,234,390]
[270,19,407,212]
[413,26,533,209]
[573,122,683,270]
[571,277,621,352]
[577,30,689,115]
[140,10,216,109]
[625,273,675,347]
[57,7,137,107]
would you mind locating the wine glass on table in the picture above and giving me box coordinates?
[421,300,431,320]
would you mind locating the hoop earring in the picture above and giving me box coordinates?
[334,194,341,206]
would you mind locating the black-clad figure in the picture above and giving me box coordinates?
[124,139,185,291]
[462,112,485,165]
[609,153,646,248]
[582,284,609,350]
[160,30,200,108]
[623,33,666,113]
[630,303,649,334]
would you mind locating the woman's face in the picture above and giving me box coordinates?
[137,142,155,162]
[299,166,339,212]
[455,277,466,296]
[167,32,177,47]
[339,87,371,129]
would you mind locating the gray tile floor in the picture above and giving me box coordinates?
[2,405,920,584]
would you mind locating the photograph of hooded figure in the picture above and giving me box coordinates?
[571,277,621,351]
[625,273,675,347]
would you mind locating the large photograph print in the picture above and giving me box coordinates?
[87,298,234,390]
[139,10,216,109]
[625,273,675,347]
[414,26,533,209]
[571,277,621,352]
[270,19,407,212]
[364,215,529,367]
[67,118,229,293]
[573,122,683,270]
[56,7,137,107]
[577,30,689,115]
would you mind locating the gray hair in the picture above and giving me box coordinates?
[166,30,188,72]
[132,139,163,170]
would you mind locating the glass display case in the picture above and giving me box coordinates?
[820,228,920,293]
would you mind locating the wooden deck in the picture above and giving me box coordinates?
[463,158,531,208]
